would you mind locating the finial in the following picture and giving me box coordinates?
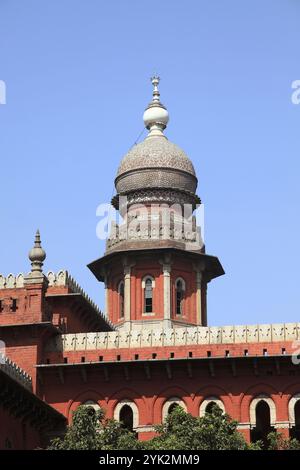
[28,229,46,275]
[143,76,169,138]
[151,76,160,102]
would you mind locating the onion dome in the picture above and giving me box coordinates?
[113,77,200,209]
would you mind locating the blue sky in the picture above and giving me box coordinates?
[0,0,299,326]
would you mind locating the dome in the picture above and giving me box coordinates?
[113,77,199,208]
[115,136,197,195]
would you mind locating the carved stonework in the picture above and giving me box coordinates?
[117,138,196,176]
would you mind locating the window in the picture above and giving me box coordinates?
[205,401,221,414]
[114,400,139,432]
[162,398,187,421]
[11,299,18,312]
[175,278,185,315]
[120,405,134,431]
[250,397,276,448]
[199,397,225,417]
[289,394,300,440]
[118,281,124,319]
[144,277,153,313]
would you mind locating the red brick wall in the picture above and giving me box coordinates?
[0,406,41,450]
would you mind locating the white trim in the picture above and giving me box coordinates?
[288,393,300,426]
[162,397,186,421]
[249,395,276,427]
[141,275,155,289]
[199,397,225,417]
[82,400,101,411]
[114,400,139,430]
[175,277,186,291]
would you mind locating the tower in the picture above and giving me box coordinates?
[88,78,224,330]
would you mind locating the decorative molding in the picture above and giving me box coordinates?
[0,273,25,289]
[45,322,300,352]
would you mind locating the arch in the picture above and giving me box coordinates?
[114,400,139,430]
[142,275,155,313]
[199,397,225,417]
[66,389,106,421]
[288,393,300,426]
[82,400,101,412]
[249,395,276,427]
[118,280,125,319]
[175,277,186,315]
[239,383,279,423]
[162,397,187,421]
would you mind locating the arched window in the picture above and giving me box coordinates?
[162,397,187,421]
[289,394,300,440]
[120,404,134,431]
[168,402,180,415]
[83,400,101,412]
[114,400,139,432]
[199,397,225,417]
[250,398,275,447]
[175,278,185,316]
[205,401,221,414]
[118,281,124,319]
[143,276,154,314]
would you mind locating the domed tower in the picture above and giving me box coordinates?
[88,78,224,330]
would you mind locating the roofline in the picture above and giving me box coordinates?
[88,246,224,282]
[36,353,292,369]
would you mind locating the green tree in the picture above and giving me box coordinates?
[266,431,300,450]
[48,403,300,451]
[48,405,141,450]
[146,404,249,450]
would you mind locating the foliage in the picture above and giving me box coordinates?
[146,405,248,450]
[48,404,300,451]
[48,405,140,450]
[266,431,300,450]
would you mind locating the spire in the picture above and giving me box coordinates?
[143,76,169,138]
[28,229,46,275]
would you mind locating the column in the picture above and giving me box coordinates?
[124,265,131,323]
[195,270,203,326]
[162,263,171,323]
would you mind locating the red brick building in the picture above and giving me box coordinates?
[1,78,300,449]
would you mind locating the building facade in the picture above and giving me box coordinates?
[0,79,300,448]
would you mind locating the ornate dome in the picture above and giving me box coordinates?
[113,77,199,208]
[115,137,197,194]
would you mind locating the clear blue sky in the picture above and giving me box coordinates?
[0,0,299,326]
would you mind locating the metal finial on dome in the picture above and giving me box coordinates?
[151,75,160,102]
[143,76,169,138]
[28,229,46,274]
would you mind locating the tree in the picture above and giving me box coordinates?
[48,404,300,451]
[146,404,249,450]
[48,405,141,450]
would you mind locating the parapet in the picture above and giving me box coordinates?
[45,322,300,352]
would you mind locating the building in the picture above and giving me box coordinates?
[1,79,300,449]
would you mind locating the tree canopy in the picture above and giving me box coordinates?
[48,403,300,451]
